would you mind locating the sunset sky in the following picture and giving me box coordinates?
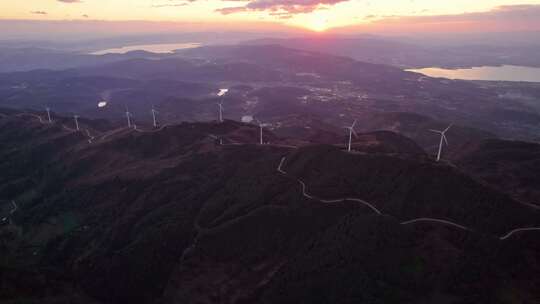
[2,1,540,33]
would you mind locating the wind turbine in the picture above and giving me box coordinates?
[255,118,265,145]
[46,107,52,123]
[73,115,80,131]
[217,88,228,123]
[151,106,159,128]
[344,120,358,152]
[125,106,133,128]
[429,124,452,162]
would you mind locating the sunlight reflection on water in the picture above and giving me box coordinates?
[91,43,201,55]
[408,65,540,82]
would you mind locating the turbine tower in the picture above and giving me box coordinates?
[255,119,265,145]
[125,107,133,128]
[46,107,52,123]
[151,106,159,128]
[344,120,358,152]
[429,124,452,162]
[217,102,224,123]
[217,88,228,123]
[74,115,80,131]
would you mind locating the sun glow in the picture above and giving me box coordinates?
[307,16,329,32]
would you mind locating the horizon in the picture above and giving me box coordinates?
[2,2,540,36]
[2,1,540,303]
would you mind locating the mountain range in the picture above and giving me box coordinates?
[1,109,539,303]
[1,42,540,303]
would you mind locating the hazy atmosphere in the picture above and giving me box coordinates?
[3,1,540,34]
[1,1,540,304]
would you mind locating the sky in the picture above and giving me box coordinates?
[2,1,540,33]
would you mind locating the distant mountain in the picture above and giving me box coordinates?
[242,36,540,68]
[242,37,426,68]
[177,44,410,81]
[1,110,538,303]
[0,47,172,73]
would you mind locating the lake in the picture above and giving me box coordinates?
[91,42,201,55]
[408,65,540,82]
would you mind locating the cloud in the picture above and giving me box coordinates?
[335,4,540,33]
[30,11,47,15]
[382,5,540,24]
[269,11,294,19]
[216,6,247,14]
[217,0,348,15]
[151,2,189,8]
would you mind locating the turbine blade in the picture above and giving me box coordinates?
[351,120,357,128]
[352,129,359,138]
[444,123,453,132]
[429,129,442,134]
[443,134,448,145]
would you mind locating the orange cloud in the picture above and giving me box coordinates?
[217,0,348,15]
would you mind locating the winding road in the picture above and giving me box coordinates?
[278,157,383,215]
[400,218,470,231]
[15,113,46,124]
[500,227,540,240]
[276,156,540,241]
[62,124,76,132]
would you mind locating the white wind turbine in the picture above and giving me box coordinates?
[151,106,159,128]
[344,120,358,152]
[125,106,133,128]
[255,118,265,145]
[429,124,452,162]
[217,88,228,123]
[73,115,80,131]
[46,107,52,123]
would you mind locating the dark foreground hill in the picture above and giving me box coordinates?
[0,111,539,304]
[453,139,540,209]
